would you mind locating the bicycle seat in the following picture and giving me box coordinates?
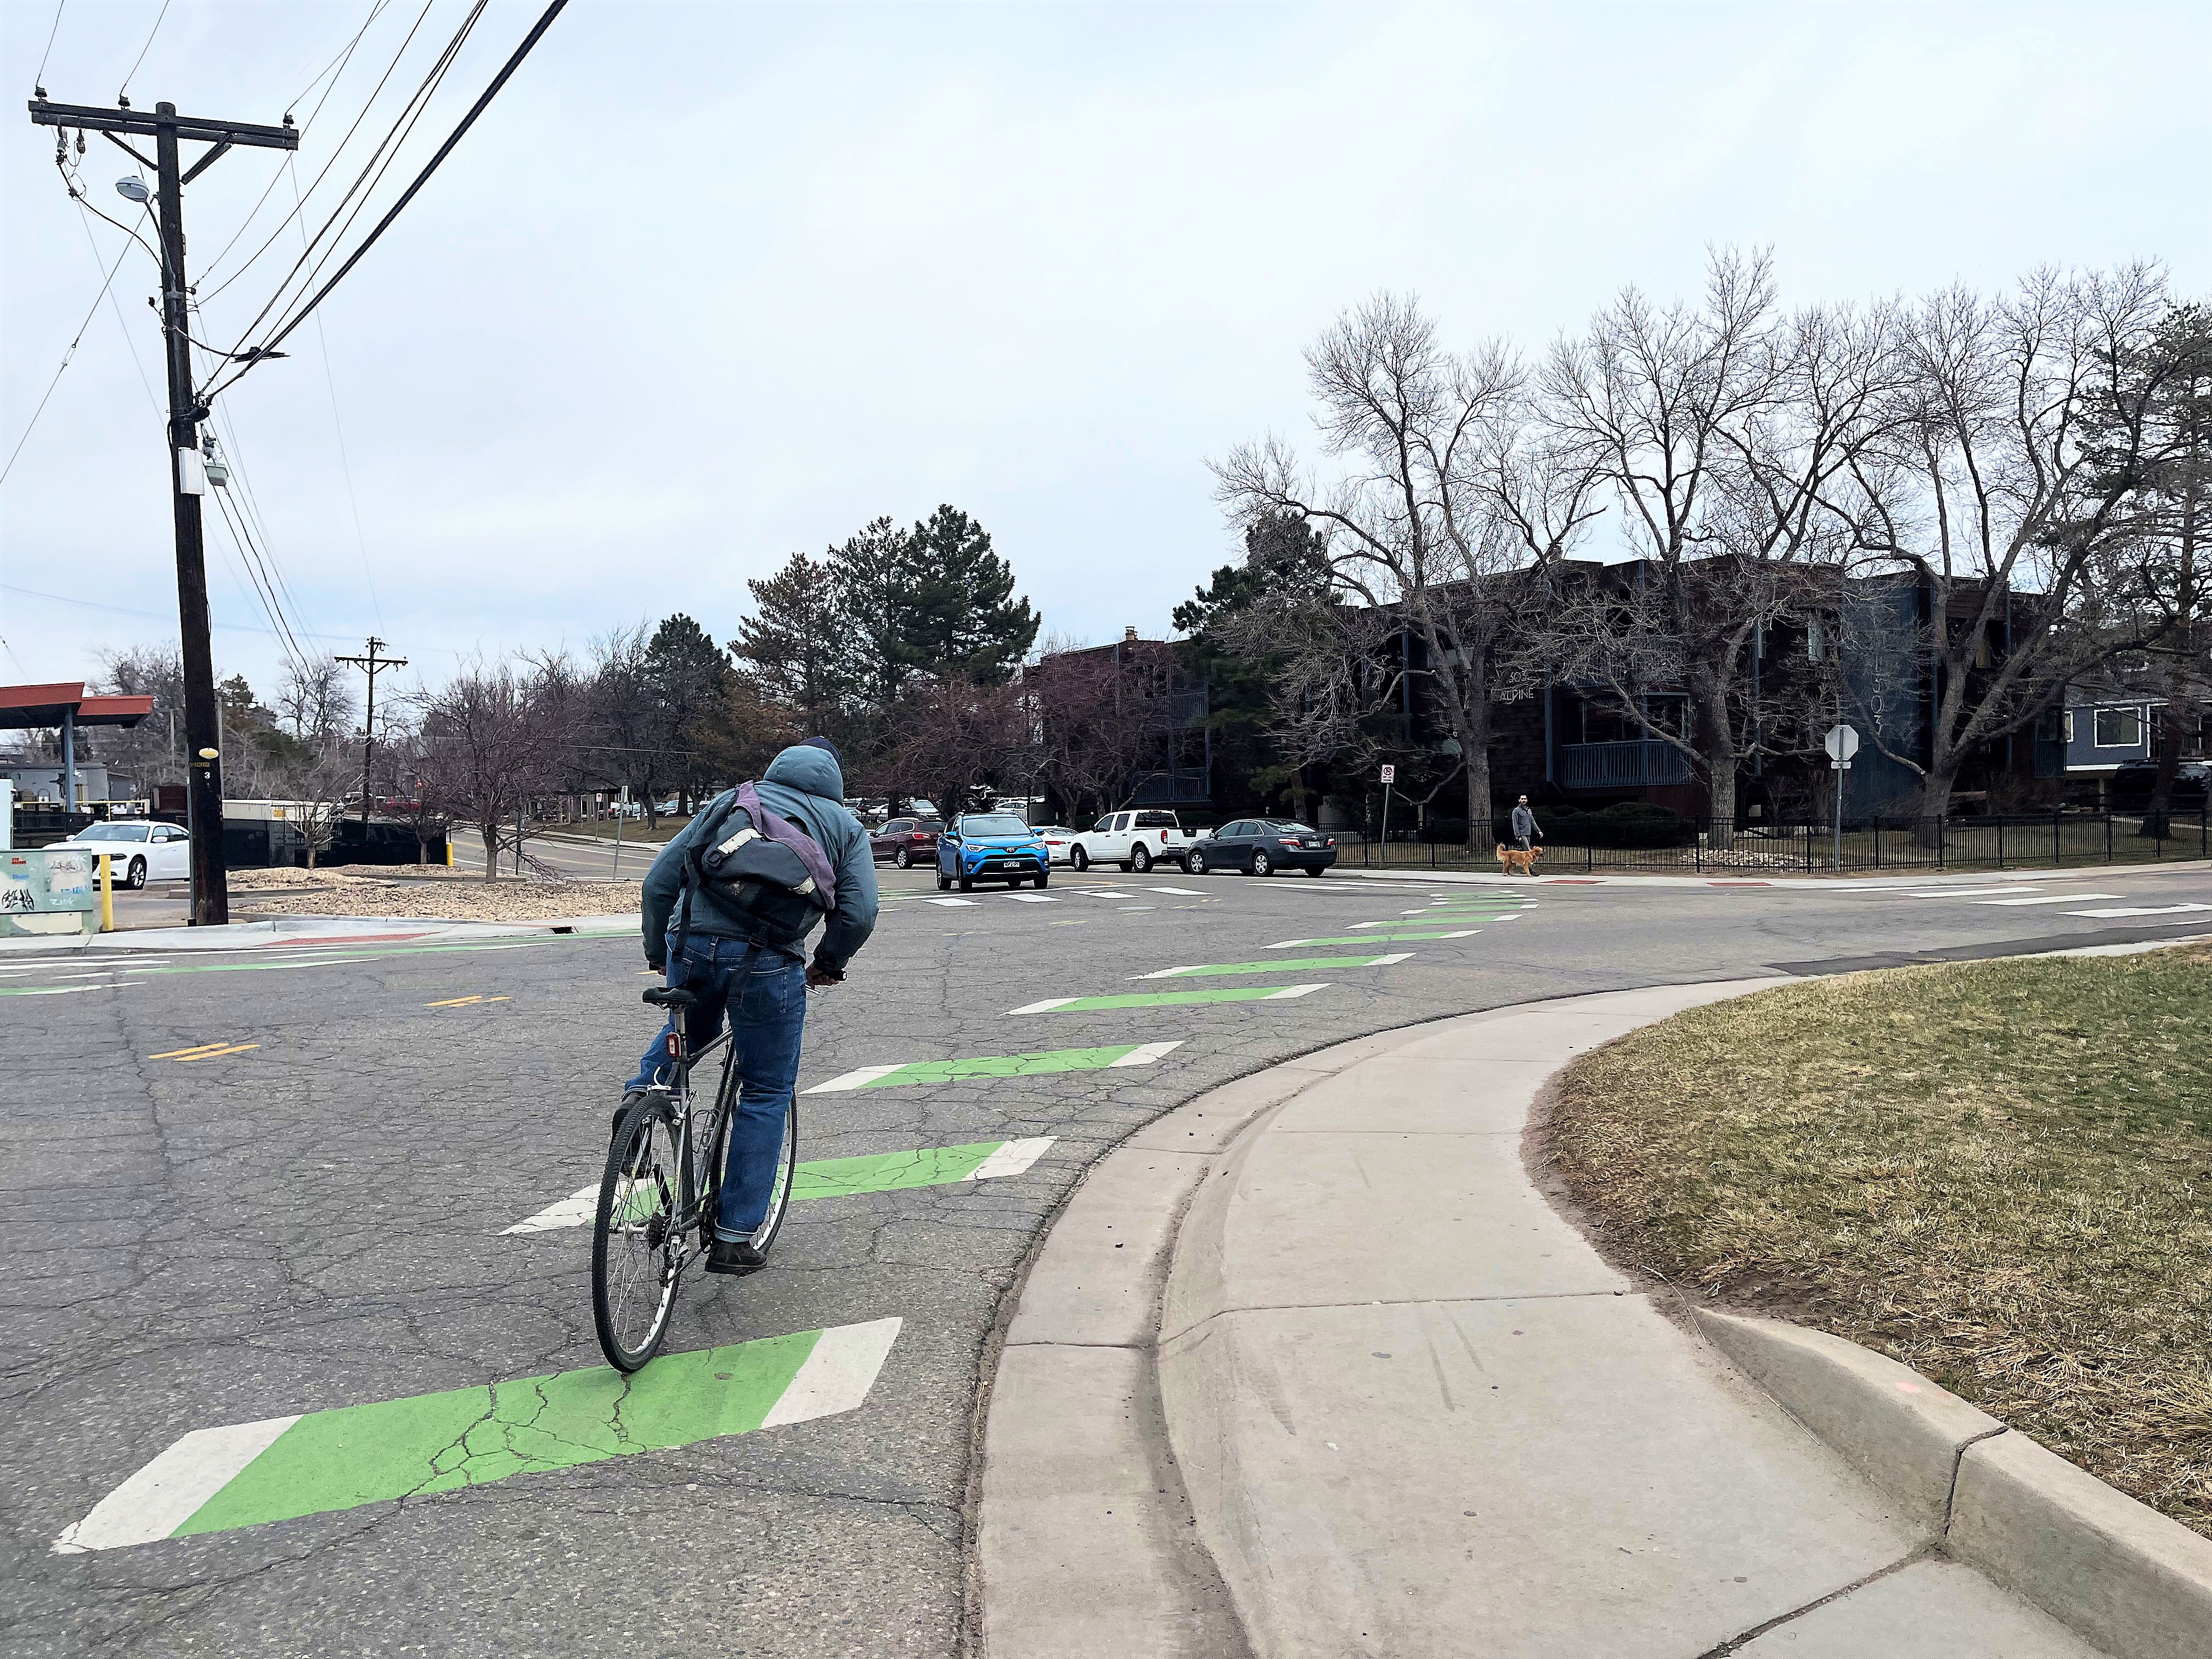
[642,986,697,1008]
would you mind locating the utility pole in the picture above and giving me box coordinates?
[30,94,298,924]
[336,637,407,838]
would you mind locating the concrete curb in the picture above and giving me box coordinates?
[1697,1309,2212,1659]
[1330,859,2212,890]
[974,1032,1423,1658]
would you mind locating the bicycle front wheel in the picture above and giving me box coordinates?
[592,1094,686,1372]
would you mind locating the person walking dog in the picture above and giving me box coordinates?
[1510,794,1543,851]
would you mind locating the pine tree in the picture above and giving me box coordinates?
[894,505,1039,686]
[828,516,915,712]
[729,553,849,734]
[645,613,733,810]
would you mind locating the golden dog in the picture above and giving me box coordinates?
[1496,842,1543,877]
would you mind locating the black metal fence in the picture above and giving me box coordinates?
[1344,810,2212,876]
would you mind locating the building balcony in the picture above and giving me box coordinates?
[1558,738,1692,789]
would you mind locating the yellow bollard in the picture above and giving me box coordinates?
[98,853,114,933]
[445,836,454,868]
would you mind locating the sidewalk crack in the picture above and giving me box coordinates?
[1691,1546,1932,1657]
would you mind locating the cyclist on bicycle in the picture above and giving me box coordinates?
[622,737,879,1274]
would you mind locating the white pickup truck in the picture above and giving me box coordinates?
[1066,809,1197,874]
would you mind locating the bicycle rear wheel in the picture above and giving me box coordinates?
[696,1087,800,1261]
[592,1093,686,1372]
[751,1096,800,1257]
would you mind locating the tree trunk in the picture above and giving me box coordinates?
[1913,767,1959,846]
[1692,677,1738,845]
[305,844,318,871]
[480,820,502,882]
[1462,697,1494,850]
[2146,679,2188,837]
[1288,770,1308,821]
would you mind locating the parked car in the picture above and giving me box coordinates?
[2111,759,2210,811]
[1029,825,1076,865]
[1065,809,1196,873]
[936,812,1049,891]
[1187,818,1336,877]
[49,820,191,889]
[870,816,945,868]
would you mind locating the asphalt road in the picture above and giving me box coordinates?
[5,860,2209,1658]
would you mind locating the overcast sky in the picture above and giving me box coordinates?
[3,0,2206,704]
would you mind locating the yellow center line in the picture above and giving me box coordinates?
[150,1042,233,1059]
[156,1043,260,1062]
[425,995,512,1008]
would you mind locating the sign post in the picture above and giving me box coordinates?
[1823,724,1860,871]
[1378,765,1396,860]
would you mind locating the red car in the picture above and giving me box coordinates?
[870,816,944,868]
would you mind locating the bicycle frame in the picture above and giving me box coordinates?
[640,1002,742,1268]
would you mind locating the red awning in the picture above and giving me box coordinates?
[0,682,155,729]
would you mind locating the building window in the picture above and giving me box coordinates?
[1806,619,1827,662]
[2093,707,2143,748]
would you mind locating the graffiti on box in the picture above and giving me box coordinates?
[3,849,97,929]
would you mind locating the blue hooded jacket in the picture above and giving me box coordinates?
[640,744,880,973]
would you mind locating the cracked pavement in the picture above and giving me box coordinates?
[3,862,2208,1657]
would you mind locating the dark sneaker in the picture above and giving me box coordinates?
[705,1233,766,1275]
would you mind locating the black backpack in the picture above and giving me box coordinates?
[676,782,837,956]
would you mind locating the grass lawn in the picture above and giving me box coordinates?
[1548,945,2212,1537]
[551,816,693,844]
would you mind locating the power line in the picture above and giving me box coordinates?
[292,158,386,629]
[74,200,163,415]
[204,0,568,398]
[196,0,439,295]
[0,210,136,484]
[116,0,171,104]
[201,0,471,322]
[187,0,396,286]
[33,1,66,93]
[0,583,350,642]
[286,0,393,119]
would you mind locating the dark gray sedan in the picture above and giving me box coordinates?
[1186,817,1337,877]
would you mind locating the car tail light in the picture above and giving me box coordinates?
[1325,837,1336,847]
[1278,837,1301,847]
[1160,830,1169,843]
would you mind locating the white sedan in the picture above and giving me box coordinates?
[1029,826,1077,866]
[50,821,191,888]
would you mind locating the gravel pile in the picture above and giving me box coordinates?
[232,866,641,922]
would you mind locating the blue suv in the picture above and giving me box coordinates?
[936,813,1049,891]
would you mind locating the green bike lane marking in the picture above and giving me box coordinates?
[805,1040,1183,1092]
[1132,953,1410,979]
[1268,929,1478,946]
[0,933,631,995]
[53,1319,900,1554]
[503,1136,1060,1235]
[1008,984,1327,1014]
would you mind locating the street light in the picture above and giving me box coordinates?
[115,176,150,203]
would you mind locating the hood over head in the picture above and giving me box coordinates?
[763,742,845,802]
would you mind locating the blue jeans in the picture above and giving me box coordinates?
[625,932,806,1239]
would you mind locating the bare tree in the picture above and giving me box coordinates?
[1837,265,2176,820]
[381,714,454,864]
[275,656,357,747]
[417,657,563,881]
[1214,292,1544,846]
[280,744,359,870]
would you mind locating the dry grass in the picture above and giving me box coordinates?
[1549,946,2212,1537]
[230,865,640,922]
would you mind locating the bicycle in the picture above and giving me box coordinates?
[590,984,799,1372]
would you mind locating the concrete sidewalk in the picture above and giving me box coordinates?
[979,984,2140,1658]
